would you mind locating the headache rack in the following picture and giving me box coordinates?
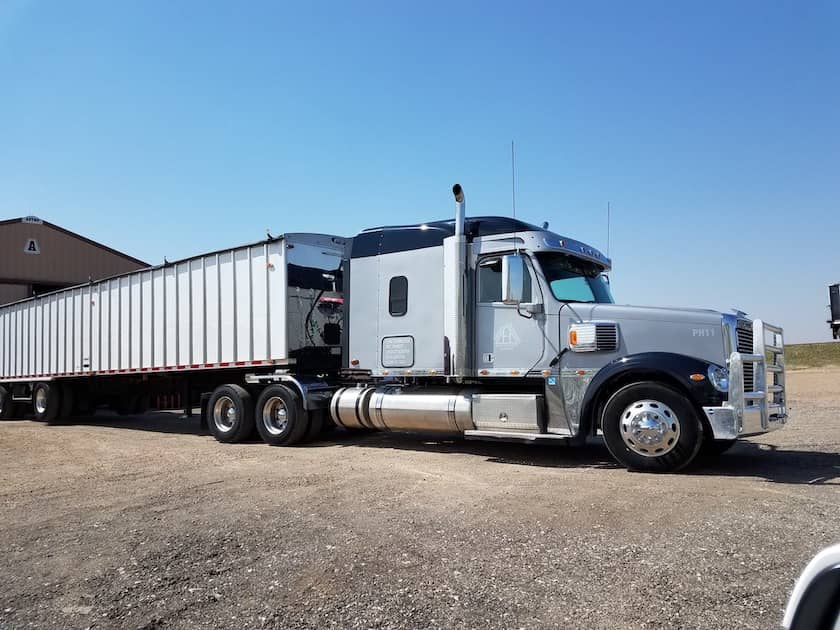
[728,319,787,435]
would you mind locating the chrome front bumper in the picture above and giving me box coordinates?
[703,319,788,439]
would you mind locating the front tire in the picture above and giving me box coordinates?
[601,381,703,472]
[207,384,254,443]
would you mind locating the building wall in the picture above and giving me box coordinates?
[0,221,146,286]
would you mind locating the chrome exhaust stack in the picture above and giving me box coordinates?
[453,184,465,237]
[446,184,468,378]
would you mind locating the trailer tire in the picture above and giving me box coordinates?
[32,382,62,422]
[52,384,75,423]
[601,381,702,473]
[208,384,254,443]
[255,385,309,446]
[0,385,14,420]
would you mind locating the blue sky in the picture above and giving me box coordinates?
[1,1,838,343]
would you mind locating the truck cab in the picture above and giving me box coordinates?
[336,187,787,472]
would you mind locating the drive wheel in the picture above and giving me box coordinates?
[601,381,702,472]
[255,385,309,446]
[0,385,14,420]
[32,382,62,422]
[208,384,254,443]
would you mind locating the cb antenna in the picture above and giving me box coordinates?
[510,140,517,219]
[510,140,520,254]
[607,201,611,257]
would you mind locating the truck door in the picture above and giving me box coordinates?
[474,255,546,375]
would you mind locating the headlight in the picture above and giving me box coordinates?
[707,364,729,392]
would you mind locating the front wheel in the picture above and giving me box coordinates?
[601,381,703,472]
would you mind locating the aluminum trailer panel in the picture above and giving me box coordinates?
[0,235,344,382]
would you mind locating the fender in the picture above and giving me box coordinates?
[577,352,727,436]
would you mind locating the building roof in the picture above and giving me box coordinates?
[0,217,148,267]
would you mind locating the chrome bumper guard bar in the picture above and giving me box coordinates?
[705,319,788,439]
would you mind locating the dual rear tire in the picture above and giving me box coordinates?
[206,383,320,446]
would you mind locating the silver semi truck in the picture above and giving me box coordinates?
[0,186,787,472]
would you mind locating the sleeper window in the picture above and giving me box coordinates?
[389,276,408,316]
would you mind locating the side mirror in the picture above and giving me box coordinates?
[502,254,526,305]
[783,544,840,630]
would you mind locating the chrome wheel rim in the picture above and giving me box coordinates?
[619,399,680,458]
[262,397,288,436]
[35,388,48,415]
[212,396,237,433]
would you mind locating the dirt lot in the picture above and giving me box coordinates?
[1,369,838,630]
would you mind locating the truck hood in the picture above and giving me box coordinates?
[586,304,725,326]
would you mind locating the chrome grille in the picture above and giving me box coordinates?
[736,322,754,392]
[595,324,618,351]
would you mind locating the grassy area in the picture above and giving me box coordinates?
[785,342,840,369]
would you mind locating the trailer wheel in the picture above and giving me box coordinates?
[0,385,14,420]
[32,382,62,422]
[255,385,309,446]
[53,384,75,423]
[208,384,254,443]
[601,381,702,472]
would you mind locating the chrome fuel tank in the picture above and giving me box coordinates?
[330,386,376,429]
[369,386,476,433]
[330,385,476,433]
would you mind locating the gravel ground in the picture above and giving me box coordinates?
[0,368,838,629]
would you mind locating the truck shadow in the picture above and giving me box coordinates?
[55,411,208,435]
[689,441,840,486]
[326,431,621,470]
[321,432,840,485]
[52,412,839,485]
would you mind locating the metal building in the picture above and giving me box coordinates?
[0,216,148,305]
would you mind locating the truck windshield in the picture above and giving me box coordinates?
[535,252,614,303]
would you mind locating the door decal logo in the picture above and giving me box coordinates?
[495,324,520,348]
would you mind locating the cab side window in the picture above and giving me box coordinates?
[478,257,532,303]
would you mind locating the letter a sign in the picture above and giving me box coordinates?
[24,239,41,254]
